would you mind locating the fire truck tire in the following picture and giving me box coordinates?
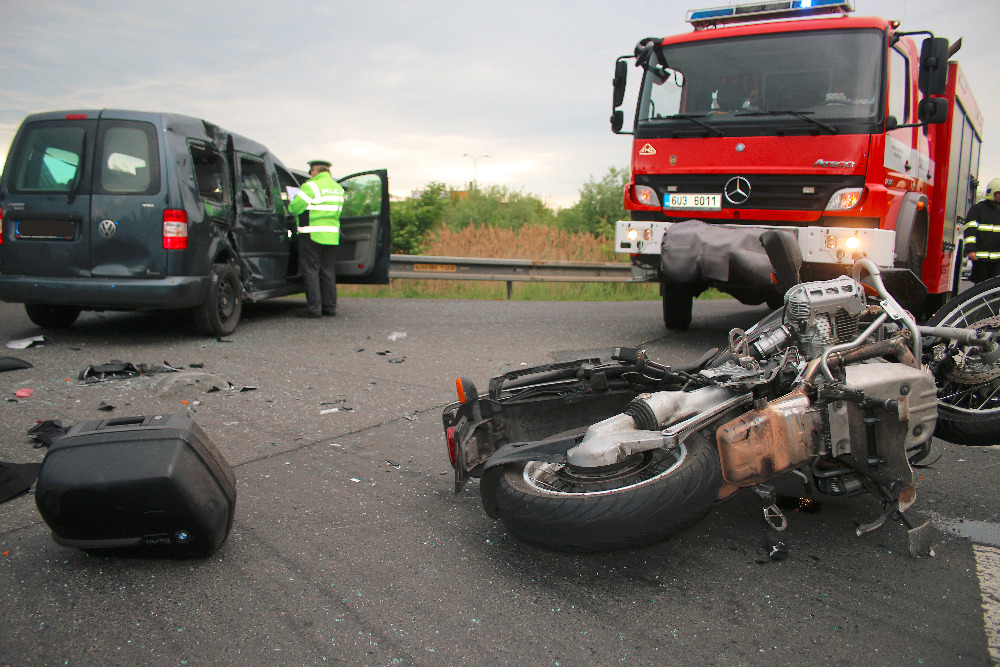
[194,264,243,336]
[24,304,81,329]
[492,430,722,553]
[662,284,694,330]
[926,277,1000,446]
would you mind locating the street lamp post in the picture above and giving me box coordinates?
[463,153,490,192]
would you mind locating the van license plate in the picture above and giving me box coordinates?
[15,220,76,239]
[663,193,721,210]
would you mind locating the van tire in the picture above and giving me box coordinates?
[194,264,243,336]
[24,304,81,329]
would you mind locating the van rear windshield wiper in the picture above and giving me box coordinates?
[665,113,724,137]
[734,110,837,135]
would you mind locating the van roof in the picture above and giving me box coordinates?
[20,109,273,158]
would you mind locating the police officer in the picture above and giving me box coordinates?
[288,160,345,318]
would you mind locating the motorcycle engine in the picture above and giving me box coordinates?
[783,277,866,360]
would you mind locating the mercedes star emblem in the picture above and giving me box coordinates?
[724,176,751,205]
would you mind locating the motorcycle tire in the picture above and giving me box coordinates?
[492,430,722,553]
[925,277,1000,446]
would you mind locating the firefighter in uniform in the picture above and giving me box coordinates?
[964,177,1000,284]
[288,160,345,318]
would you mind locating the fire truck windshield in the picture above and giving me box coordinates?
[638,28,883,135]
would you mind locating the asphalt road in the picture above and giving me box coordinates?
[1,295,998,666]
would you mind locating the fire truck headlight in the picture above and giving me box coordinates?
[626,228,639,242]
[825,188,864,211]
[845,236,861,250]
[633,185,659,207]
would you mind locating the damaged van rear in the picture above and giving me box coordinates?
[0,110,390,335]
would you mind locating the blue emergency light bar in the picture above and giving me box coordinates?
[686,0,853,28]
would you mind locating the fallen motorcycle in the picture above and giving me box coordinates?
[442,259,1000,555]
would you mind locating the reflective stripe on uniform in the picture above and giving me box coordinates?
[983,251,1000,259]
[298,226,341,234]
[967,235,978,244]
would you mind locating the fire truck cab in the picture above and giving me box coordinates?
[612,0,983,329]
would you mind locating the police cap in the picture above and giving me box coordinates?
[308,160,332,169]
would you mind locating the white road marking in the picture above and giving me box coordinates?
[974,544,1000,665]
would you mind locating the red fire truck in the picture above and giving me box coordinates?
[612,0,983,329]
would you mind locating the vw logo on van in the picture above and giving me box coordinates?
[98,220,118,238]
[724,177,751,205]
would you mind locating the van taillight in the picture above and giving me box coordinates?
[162,209,188,250]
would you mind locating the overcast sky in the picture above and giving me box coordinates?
[2,0,997,208]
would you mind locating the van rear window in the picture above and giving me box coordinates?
[7,119,160,196]
[9,123,89,193]
[96,121,160,195]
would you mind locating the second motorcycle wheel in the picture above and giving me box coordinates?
[926,277,1000,446]
[492,430,722,553]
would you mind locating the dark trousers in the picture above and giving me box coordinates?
[299,236,338,315]
[971,260,1000,284]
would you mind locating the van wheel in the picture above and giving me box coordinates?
[25,304,81,329]
[194,264,242,336]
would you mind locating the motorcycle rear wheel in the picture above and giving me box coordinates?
[493,430,722,552]
[926,277,1000,445]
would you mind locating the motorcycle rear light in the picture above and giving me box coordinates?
[163,209,188,249]
[446,426,457,464]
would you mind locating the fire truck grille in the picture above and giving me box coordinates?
[636,175,866,212]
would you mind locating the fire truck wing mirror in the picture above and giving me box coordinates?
[613,60,628,108]
[917,97,949,125]
[918,37,949,96]
[886,115,899,131]
[611,110,625,134]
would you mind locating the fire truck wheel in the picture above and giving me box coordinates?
[492,430,722,553]
[662,284,694,330]
[926,277,1000,446]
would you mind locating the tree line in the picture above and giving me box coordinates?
[389,166,628,255]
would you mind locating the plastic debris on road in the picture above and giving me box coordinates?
[6,335,44,349]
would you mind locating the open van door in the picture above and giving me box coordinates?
[335,169,390,284]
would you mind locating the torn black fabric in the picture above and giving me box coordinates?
[0,462,42,503]
[0,357,33,372]
[27,420,68,448]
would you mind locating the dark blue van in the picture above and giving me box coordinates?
[0,110,390,334]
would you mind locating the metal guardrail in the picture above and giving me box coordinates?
[389,254,639,298]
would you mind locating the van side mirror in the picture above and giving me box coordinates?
[918,37,949,96]
[613,60,628,109]
[917,97,948,124]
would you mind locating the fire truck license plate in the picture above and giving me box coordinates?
[664,193,721,210]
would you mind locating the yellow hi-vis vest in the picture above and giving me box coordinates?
[288,172,344,245]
